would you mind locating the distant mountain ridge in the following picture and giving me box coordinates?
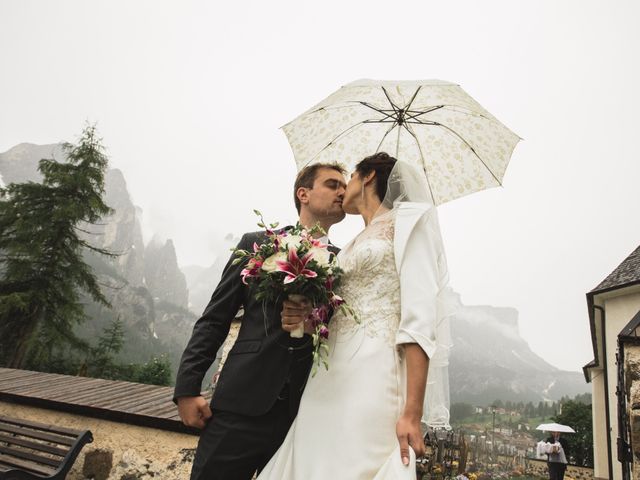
[449,304,588,404]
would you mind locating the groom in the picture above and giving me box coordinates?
[174,163,347,480]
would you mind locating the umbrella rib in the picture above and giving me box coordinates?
[381,87,402,114]
[405,105,444,121]
[375,124,399,153]
[413,104,496,122]
[304,121,370,167]
[307,102,378,113]
[404,87,422,112]
[363,119,400,123]
[401,123,437,205]
[359,102,397,121]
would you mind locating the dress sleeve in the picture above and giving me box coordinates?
[394,205,443,359]
[394,203,457,428]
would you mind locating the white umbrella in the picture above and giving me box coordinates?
[282,79,521,206]
[536,422,576,433]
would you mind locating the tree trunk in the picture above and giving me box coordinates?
[7,313,38,369]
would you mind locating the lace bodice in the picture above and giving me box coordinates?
[332,212,400,344]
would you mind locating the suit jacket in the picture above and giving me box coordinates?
[174,230,339,417]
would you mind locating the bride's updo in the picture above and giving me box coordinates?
[355,152,397,201]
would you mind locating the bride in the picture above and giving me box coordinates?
[258,152,456,479]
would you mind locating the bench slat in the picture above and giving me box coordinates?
[0,452,57,476]
[0,444,62,467]
[0,423,75,447]
[0,415,83,437]
[0,433,69,458]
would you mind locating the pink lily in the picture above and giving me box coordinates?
[241,258,263,284]
[310,238,329,249]
[276,248,318,284]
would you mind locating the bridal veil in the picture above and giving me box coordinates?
[375,161,458,430]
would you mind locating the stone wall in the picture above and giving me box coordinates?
[526,458,594,480]
[0,402,198,480]
[624,344,640,480]
[218,318,241,371]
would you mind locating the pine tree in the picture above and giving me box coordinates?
[86,317,125,378]
[553,400,593,466]
[0,125,113,368]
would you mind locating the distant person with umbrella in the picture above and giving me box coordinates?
[536,423,573,480]
[545,431,569,480]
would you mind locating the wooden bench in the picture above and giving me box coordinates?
[0,415,92,479]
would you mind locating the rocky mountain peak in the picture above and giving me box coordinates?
[144,236,189,309]
[0,142,65,184]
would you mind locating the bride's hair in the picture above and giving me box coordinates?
[355,152,397,201]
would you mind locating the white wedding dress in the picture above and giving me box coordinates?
[258,203,456,480]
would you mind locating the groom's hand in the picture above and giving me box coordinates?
[177,395,212,429]
[396,413,425,465]
[281,299,312,334]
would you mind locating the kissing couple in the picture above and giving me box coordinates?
[174,151,456,479]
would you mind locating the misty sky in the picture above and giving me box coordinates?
[1,0,639,372]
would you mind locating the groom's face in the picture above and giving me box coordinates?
[304,168,346,223]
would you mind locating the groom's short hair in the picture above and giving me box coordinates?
[294,163,346,213]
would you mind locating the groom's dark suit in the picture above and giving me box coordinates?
[174,230,339,480]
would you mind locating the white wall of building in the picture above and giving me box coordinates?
[592,288,640,480]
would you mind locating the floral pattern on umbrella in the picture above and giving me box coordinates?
[282,79,521,206]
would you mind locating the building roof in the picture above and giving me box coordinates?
[583,359,597,383]
[0,368,211,434]
[585,244,640,382]
[591,244,640,294]
[619,309,640,341]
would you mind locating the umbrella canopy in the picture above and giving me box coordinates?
[536,423,576,433]
[282,79,521,206]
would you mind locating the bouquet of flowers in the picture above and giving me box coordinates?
[232,211,354,374]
